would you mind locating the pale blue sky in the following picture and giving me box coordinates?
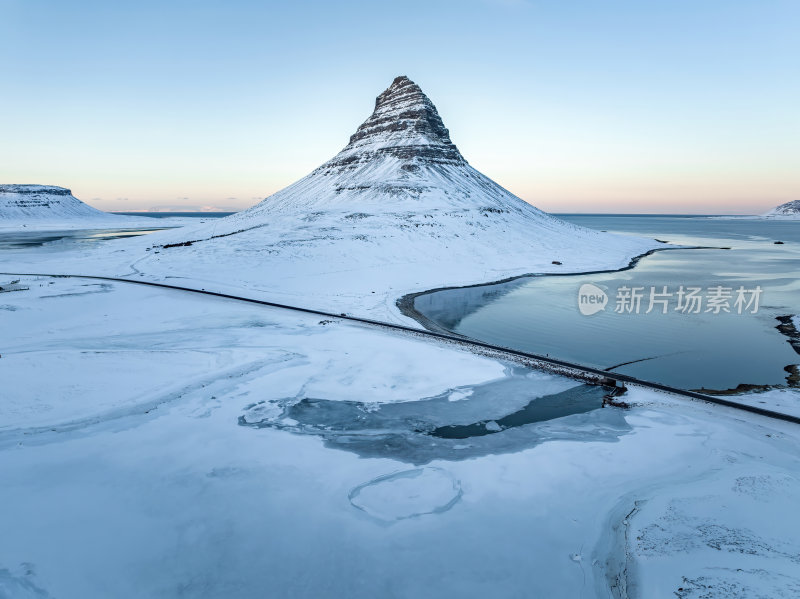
[1,0,798,213]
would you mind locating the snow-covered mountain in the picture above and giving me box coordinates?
[0,185,110,220]
[208,75,571,227]
[764,200,800,219]
[42,76,659,320]
[0,184,153,229]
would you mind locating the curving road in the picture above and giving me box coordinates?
[3,270,799,426]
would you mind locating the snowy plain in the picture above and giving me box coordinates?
[1,274,800,598]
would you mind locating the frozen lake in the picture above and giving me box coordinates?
[412,216,800,392]
[0,228,170,249]
[0,213,232,250]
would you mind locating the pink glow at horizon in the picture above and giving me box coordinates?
[2,1,797,215]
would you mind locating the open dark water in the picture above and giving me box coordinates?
[414,216,800,392]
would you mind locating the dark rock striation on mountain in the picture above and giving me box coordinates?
[0,185,110,221]
[765,200,800,217]
[324,76,465,170]
[0,184,73,197]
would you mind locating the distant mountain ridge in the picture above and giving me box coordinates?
[764,200,800,218]
[1,184,74,196]
[0,184,114,222]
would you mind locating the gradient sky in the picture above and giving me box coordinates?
[1,0,798,214]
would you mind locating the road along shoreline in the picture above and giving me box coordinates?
[3,265,798,426]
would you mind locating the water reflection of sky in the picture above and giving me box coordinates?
[416,217,800,392]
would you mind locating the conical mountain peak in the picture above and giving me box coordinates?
[322,75,465,170]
